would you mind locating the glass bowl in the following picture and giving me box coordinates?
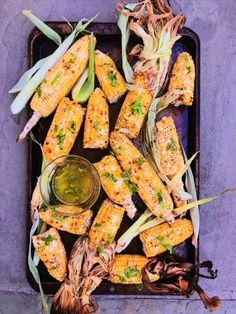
[40,155,101,211]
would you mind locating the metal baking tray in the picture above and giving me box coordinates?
[26,22,200,295]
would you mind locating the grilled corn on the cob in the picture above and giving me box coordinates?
[110,132,173,219]
[32,35,90,117]
[17,35,91,142]
[140,218,193,257]
[88,199,125,251]
[95,50,127,103]
[167,52,195,106]
[94,155,137,218]
[32,228,67,281]
[39,206,93,235]
[83,88,109,149]
[43,97,85,161]
[115,75,153,138]
[109,254,148,284]
[156,116,184,178]
[156,116,187,207]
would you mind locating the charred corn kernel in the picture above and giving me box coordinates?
[83,88,109,149]
[39,206,93,235]
[88,199,125,251]
[94,155,137,218]
[95,50,127,103]
[167,52,195,106]
[109,254,148,284]
[32,228,67,281]
[156,116,184,178]
[115,75,153,138]
[140,219,193,257]
[110,132,173,218]
[43,97,85,161]
[31,35,91,117]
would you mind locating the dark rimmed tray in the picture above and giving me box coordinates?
[26,22,200,295]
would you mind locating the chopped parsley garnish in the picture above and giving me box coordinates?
[113,147,125,156]
[69,121,77,133]
[97,244,105,254]
[166,138,177,154]
[108,71,118,87]
[104,172,117,183]
[35,86,42,98]
[124,267,140,278]
[136,284,144,291]
[134,157,145,164]
[56,130,66,149]
[93,122,102,132]
[68,175,79,184]
[54,124,58,133]
[122,169,131,182]
[107,234,114,244]
[118,275,126,283]
[128,182,138,194]
[157,191,164,204]
[184,54,189,61]
[131,96,144,115]
[53,211,66,222]
[52,72,62,85]
[42,79,47,83]
[156,236,173,254]
[94,223,102,227]
[42,235,54,246]
[186,66,192,74]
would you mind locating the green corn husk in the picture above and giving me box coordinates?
[9,57,49,94]
[23,10,62,45]
[28,210,49,313]
[71,33,95,103]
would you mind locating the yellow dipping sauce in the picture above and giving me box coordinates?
[52,163,94,205]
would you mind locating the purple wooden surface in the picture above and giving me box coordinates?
[0,0,236,312]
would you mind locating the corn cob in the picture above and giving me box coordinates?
[109,254,148,284]
[140,218,193,257]
[110,132,173,219]
[167,52,195,106]
[17,35,91,142]
[156,116,184,178]
[115,75,153,138]
[39,206,93,235]
[88,199,125,251]
[83,88,109,149]
[94,155,137,218]
[156,116,187,207]
[43,97,85,161]
[32,227,67,281]
[95,50,127,103]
